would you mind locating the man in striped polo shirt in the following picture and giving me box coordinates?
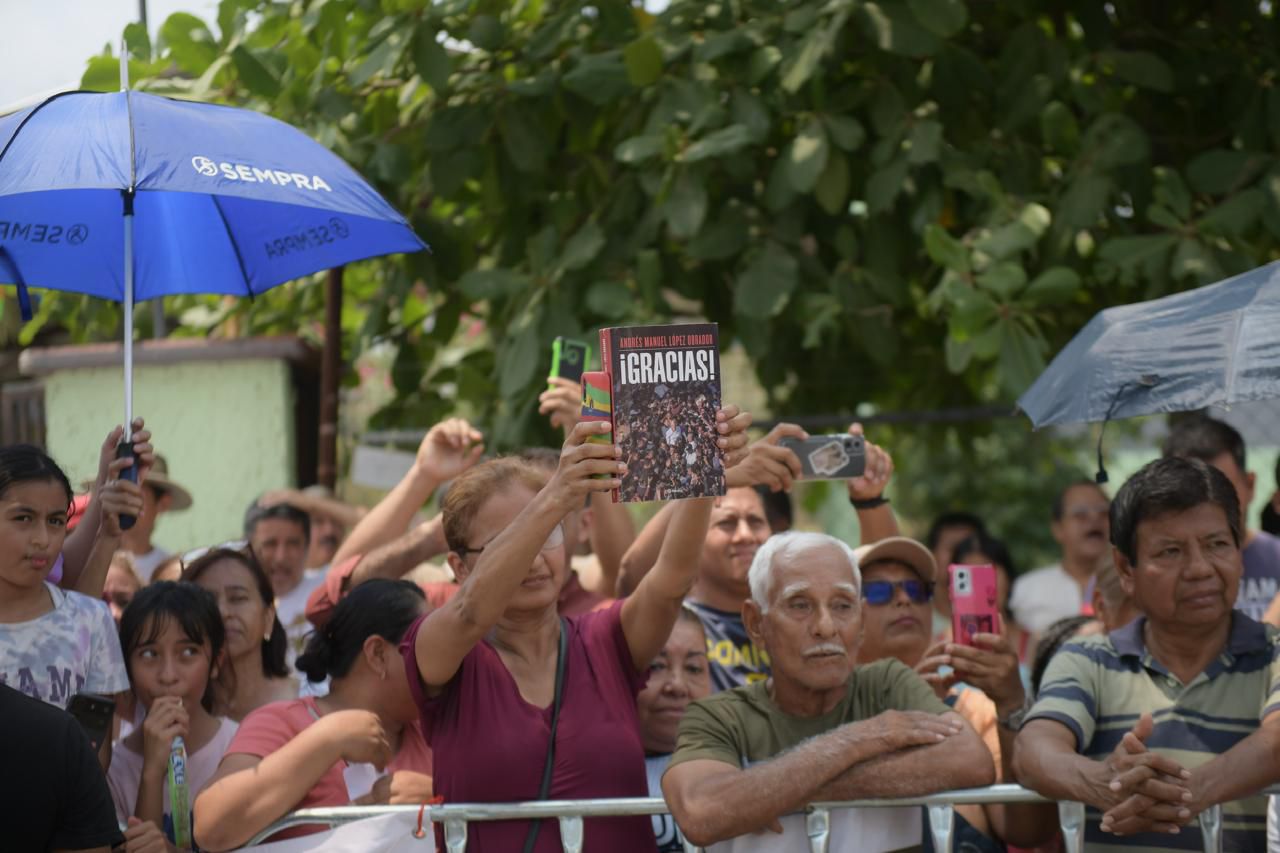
[1013,456,1280,852]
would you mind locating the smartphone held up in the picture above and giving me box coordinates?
[948,564,1001,646]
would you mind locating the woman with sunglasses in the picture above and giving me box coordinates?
[183,546,299,721]
[855,537,1057,852]
[404,412,750,853]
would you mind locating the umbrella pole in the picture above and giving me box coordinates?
[123,197,134,434]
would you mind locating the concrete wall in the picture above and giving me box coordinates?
[42,357,297,553]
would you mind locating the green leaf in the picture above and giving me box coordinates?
[498,318,542,398]
[1056,174,1112,228]
[906,0,968,38]
[563,54,632,106]
[997,318,1046,396]
[948,289,997,335]
[159,13,218,74]
[124,21,152,61]
[623,36,663,87]
[615,135,665,165]
[664,171,709,239]
[689,211,750,261]
[1171,238,1220,283]
[81,55,152,92]
[499,105,550,173]
[231,45,281,99]
[1022,267,1081,305]
[908,120,943,164]
[866,158,909,214]
[924,224,969,273]
[1040,101,1080,154]
[467,15,504,51]
[736,243,799,318]
[749,46,782,84]
[350,31,407,88]
[944,336,973,372]
[816,152,851,215]
[825,115,866,152]
[413,30,451,92]
[781,27,830,93]
[1153,167,1192,219]
[682,124,755,163]
[1098,50,1174,93]
[1187,149,1264,195]
[731,91,771,141]
[976,262,1027,299]
[784,118,830,193]
[458,268,530,300]
[974,222,1037,259]
[1198,189,1266,237]
[586,280,633,317]
[1147,204,1182,229]
[1080,114,1149,170]
[859,2,942,57]
[560,222,606,272]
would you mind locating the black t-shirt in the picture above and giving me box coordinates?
[0,683,123,852]
[686,600,771,692]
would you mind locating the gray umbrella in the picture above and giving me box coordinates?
[1017,260,1280,428]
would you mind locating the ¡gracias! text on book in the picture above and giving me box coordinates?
[615,334,717,387]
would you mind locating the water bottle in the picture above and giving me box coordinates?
[167,736,192,852]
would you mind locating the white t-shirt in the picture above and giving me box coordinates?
[131,547,173,581]
[646,754,686,852]
[0,583,129,708]
[107,717,239,825]
[274,567,327,665]
[1009,564,1085,635]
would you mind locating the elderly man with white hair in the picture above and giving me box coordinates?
[662,531,994,851]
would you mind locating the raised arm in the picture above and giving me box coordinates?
[621,406,751,668]
[193,710,391,852]
[71,459,143,600]
[331,419,482,566]
[664,710,963,847]
[615,503,676,597]
[846,423,899,544]
[413,421,620,690]
[61,420,152,591]
[258,488,364,529]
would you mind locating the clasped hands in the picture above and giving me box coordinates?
[1095,713,1200,836]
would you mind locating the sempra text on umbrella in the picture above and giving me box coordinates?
[0,221,88,245]
[264,217,349,259]
[191,156,332,192]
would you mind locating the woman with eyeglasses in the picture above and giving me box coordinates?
[403,412,750,853]
[183,546,299,721]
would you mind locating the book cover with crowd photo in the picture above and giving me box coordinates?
[598,323,725,503]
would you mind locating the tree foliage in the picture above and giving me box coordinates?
[12,0,1280,559]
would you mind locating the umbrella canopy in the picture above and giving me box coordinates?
[0,89,425,302]
[1017,260,1280,428]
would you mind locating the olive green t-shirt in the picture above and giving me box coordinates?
[668,657,950,770]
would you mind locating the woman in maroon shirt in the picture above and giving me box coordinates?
[401,410,749,852]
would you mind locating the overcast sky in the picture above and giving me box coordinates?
[0,0,219,111]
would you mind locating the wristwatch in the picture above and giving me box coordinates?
[998,699,1031,731]
[849,495,889,510]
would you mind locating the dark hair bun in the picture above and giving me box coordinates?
[296,633,335,683]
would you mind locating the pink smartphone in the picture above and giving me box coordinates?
[949,564,1002,646]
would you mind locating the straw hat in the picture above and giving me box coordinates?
[144,455,193,511]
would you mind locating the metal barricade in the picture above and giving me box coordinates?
[244,784,1251,851]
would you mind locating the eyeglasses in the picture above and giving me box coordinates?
[454,523,564,558]
[180,539,250,570]
[862,579,934,606]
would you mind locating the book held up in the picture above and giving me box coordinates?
[597,323,724,503]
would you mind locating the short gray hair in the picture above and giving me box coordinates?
[747,531,861,612]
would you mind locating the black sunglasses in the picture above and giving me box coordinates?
[862,579,933,606]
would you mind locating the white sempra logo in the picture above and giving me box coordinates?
[190,156,333,192]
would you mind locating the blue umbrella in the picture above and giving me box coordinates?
[0,61,426,432]
[1017,260,1280,428]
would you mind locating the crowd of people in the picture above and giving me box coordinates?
[4,376,1280,851]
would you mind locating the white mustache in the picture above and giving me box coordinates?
[803,644,847,658]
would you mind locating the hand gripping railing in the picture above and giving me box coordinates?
[245,784,1241,851]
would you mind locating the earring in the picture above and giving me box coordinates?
[263,632,271,642]
[380,669,387,681]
